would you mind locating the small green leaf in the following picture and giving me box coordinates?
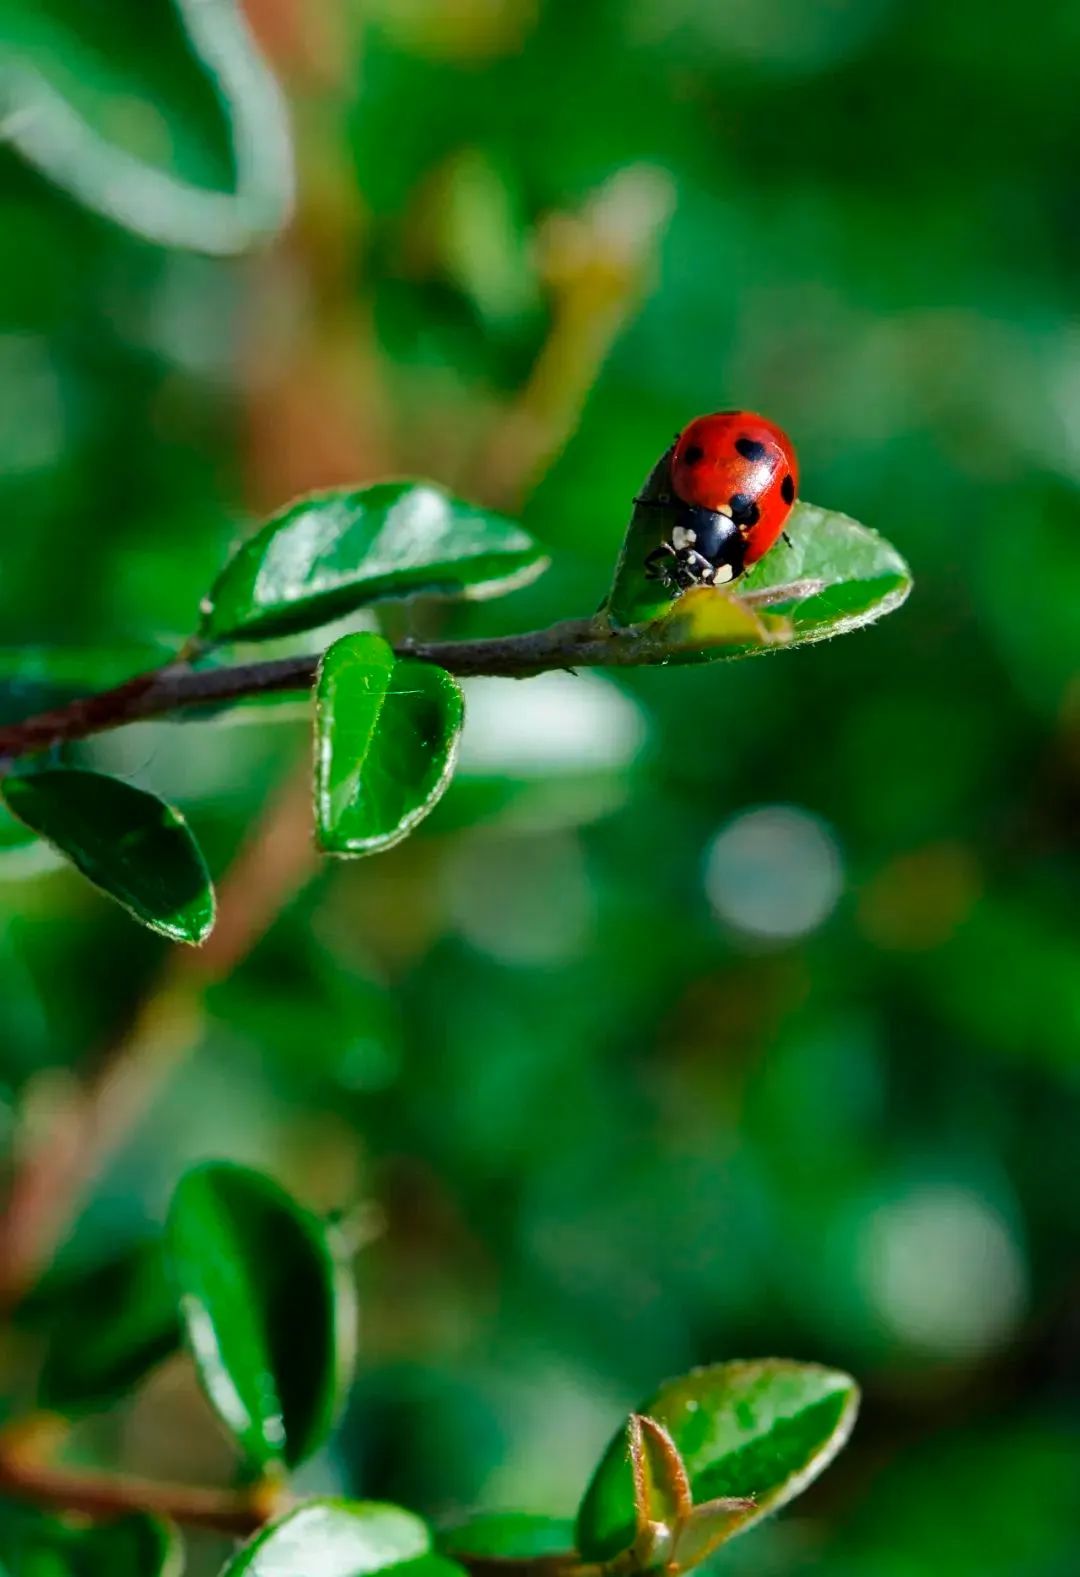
[0,1508,180,1577]
[315,633,464,857]
[576,1360,859,1563]
[200,483,548,643]
[166,1162,357,1471]
[440,1514,577,1561]
[220,1499,432,1577]
[21,1240,180,1415]
[0,769,215,944]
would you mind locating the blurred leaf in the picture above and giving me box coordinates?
[166,1162,356,1471]
[200,484,548,643]
[0,769,215,944]
[0,0,293,253]
[576,1360,859,1562]
[220,1499,432,1577]
[439,1514,576,1561]
[21,1239,180,1415]
[0,1508,180,1577]
[315,633,463,857]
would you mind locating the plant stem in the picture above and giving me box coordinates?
[0,620,605,765]
[0,584,820,766]
[0,1422,287,1536]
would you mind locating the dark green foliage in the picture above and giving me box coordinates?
[166,1163,356,1471]
[21,1240,180,1415]
[0,2,1075,1574]
[1,770,215,943]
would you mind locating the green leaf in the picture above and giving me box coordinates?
[575,1360,859,1563]
[0,1508,180,1577]
[0,0,292,254]
[0,770,215,945]
[220,1499,432,1577]
[20,1240,180,1416]
[166,1162,357,1471]
[737,502,912,643]
[314,633,464,857]
[439,1514,576,1561]
[605,443,910,655]
[200,483,548,643]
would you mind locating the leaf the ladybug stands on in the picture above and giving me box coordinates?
[606,413,910,657]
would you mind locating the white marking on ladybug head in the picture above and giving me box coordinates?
[672,525,697,550]
[713,563,734,584]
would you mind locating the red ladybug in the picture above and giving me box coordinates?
[644,411,798,592]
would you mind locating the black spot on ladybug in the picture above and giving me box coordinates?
[735,437,768,462]
[682,443,705,466]
[781,474,795,504]
[728,492,760,528]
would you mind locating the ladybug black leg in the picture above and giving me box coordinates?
[782,531,794,549]
[644,543,677,583]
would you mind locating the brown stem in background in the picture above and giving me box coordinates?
[0,1424,287,1537]
[0,766,319,1311]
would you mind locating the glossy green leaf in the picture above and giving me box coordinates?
[0,1508,180,1577]
[0,770,215,944]
[200,483,548,642]
[576,1360,859,1562]
[440,1514,576,1562]
[166,1162,357,1471]
[0,0,292,254]
[314,633,464,857]
[606,445,910,655]
[220,1499,432,1577]
[20,1240,180,1415]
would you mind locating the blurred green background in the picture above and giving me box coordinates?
[0,1,1078,1573]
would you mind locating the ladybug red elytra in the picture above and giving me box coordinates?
[644,411,798,593]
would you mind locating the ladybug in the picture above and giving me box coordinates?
[643,412,798,592]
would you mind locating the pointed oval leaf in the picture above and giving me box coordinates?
[21,1239,180,1415]
[166,1162,357,1471]
[440,1514,577,1562]
[315,633,464,857]
[221,1500,432,1577]
[0,1508,180,1577]
[200,483,549,642]
[0,769,215,944]
[576,1360,859,1563]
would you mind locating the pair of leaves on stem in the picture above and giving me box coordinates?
[219,1359,858,1577]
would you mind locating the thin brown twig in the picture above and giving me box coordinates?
[0,1422,288,1536]
[0,585,818,767]
[0,766,319,1311]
